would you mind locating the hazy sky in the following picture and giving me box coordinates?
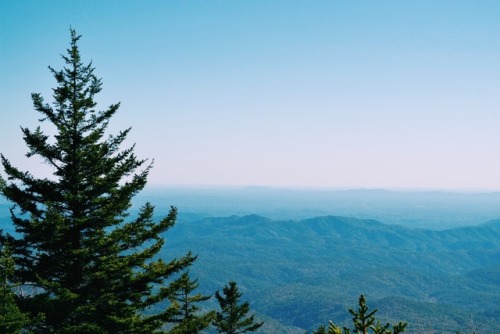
[1,1,500,190]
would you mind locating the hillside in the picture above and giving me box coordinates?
[1,196,499,332]
[163,215,500,333]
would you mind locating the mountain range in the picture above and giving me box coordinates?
[163,214,500,333]
[1,190,499,333]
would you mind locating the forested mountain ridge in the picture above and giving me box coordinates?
[161,214,500,333]
[0,207,498,332]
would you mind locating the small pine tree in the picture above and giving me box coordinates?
[311,325,327,334]
[0,29,196,333]
[313,295,407,334]
[0,244,29,334]
[167,271,214,334]
[213,281,263,334]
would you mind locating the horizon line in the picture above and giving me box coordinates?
[143,183,500,194]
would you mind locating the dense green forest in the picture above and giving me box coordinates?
[1,29,498,333]
[2,199,498,333]
[162,214,500,333]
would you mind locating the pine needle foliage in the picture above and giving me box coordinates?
[312,295,407,334]
[213,281,263,334]
[0,244,30,334]
[167,271,214,334]
[0,29,195,333]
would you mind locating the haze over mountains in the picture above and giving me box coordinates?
[1,187,499,333]
[138,186,500,229]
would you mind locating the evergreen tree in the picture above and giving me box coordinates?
[213,281,263,334]
[312,295,407,334]
[311,325,327,334]
[0,29,195,333]
[167,271,214,334]
[0,244,30,334]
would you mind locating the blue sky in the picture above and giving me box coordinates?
[1,1,500,190]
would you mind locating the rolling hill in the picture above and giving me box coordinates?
[162,215,500,333]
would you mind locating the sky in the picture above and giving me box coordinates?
[1,1,500,190]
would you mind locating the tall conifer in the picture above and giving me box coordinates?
[0,29,195,334]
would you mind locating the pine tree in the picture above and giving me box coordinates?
[311,325,327,334]
[0,244,30,334]
[0,29,195,333]
[348,294,376,334]
[167,272,214,334]
[213,281,263,334]
[312,295,407,334]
